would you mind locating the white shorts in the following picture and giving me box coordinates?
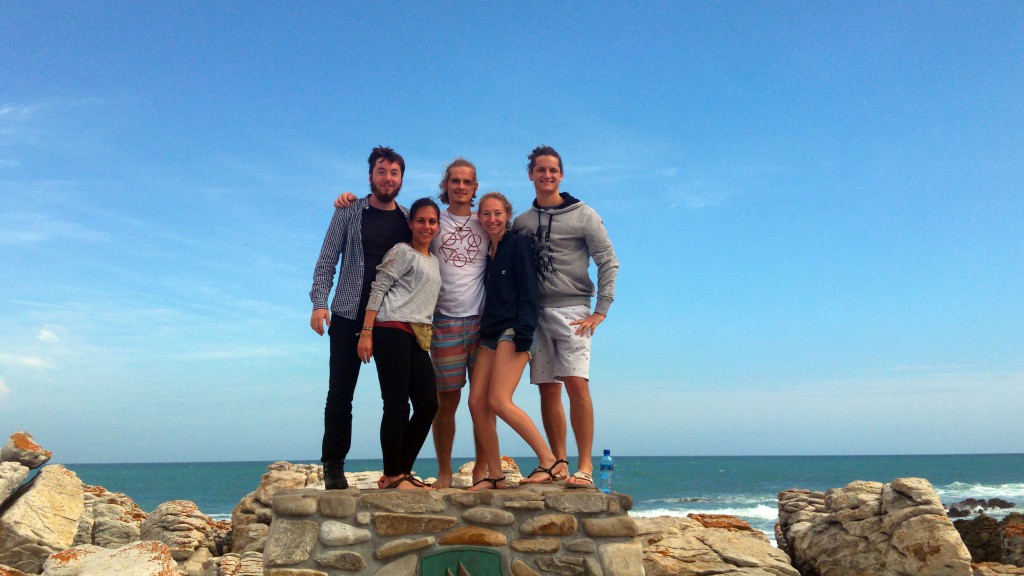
[529,305,592,384]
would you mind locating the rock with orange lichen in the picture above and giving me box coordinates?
[1,431,52,469]
[0,465,85,573]
[635,515,798,576]
[1,461,30,506]
[1005,521,1024,567]
[972,562,1024,575]
[634,512,794,569]
[955,512,1024,565]
[39,541,178,576]
[204,551,263,576]
[140,500,228,561]
[688,513,762,534]
[72,485,148,549]
[0,563,34,576]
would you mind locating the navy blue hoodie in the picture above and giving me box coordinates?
[479,232,539,353]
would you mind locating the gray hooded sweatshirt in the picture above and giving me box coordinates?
[511,192,619,316]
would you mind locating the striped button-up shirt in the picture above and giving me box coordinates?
[310,195,410,320]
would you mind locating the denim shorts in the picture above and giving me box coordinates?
[480,328,535,358]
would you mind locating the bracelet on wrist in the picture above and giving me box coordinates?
[361,327,373,331]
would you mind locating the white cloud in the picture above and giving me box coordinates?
[669,185,726,210]
[0,212,107,245]
[0,377,9,402]
[19,357,50,368]
[0,353,52,369]
[38,328,60,343]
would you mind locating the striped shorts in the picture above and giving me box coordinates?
[430,313,481,392]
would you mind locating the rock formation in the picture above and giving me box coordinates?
[0,465,85,573]
[38,541,177,576]
[956,513,1024,566]
[0,462,30,507]
[1,432,52,470]
[72,485,147,549]
[777,477,972,576]
[139,499,230,575]
[972,562,1024,575]
[950,498,1017,518]
[636,514,799,575]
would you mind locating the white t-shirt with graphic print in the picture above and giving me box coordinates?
[430,209,488,318]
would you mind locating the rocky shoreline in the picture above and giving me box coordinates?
[1,430,1021,575]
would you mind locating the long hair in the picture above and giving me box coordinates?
[438,157,477,206]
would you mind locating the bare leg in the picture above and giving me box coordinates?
[562,376,595,486]
[431,389,461,488]
[470,415,492,483]
[467,349,507,491]
[538,381,568,464]
[487,342,562,484]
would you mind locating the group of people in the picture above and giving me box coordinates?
[309,145,618,491]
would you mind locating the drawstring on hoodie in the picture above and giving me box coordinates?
[535,210,553,242]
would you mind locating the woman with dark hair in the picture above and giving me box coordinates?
[358,197,443,490]
[467,192,567,490]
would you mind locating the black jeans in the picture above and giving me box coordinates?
[322,314,365,465]
[373,326,438,476]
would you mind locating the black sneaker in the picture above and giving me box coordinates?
[324,461,348,490]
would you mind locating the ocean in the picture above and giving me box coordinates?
[64,454,1024,542]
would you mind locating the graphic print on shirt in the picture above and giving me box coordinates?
[439,226,482,268]
[530,224,557,279]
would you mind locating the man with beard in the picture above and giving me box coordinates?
[334,158,490,488]
[310,146,411,489]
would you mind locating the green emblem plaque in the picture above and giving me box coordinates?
[419,546,505,576]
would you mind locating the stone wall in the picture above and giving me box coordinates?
[262,484,643,576]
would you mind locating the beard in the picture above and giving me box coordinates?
[371,181,401,204]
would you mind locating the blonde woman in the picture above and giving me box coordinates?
[467,192,567,490]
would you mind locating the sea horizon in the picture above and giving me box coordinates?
[57,451,1024,466]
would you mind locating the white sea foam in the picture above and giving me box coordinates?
[632,504,779,521]
[646,495,774,506]
[936,482,1024,501]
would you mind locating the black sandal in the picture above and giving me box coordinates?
[469,476,508,490]
[522,458,568,484]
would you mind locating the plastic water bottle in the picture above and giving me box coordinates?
[599,449,614,493]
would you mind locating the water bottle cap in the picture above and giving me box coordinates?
[603,449,610,455]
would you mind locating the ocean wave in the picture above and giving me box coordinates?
[643,495,776,506]
[632,504,779,522]
[936,482,1024,500]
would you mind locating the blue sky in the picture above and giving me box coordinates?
[1,2,1021,463]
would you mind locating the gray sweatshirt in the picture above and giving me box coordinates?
[511,193,618,316]
[366,243,441,324]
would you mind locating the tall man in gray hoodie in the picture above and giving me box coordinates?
[511,145,619,488]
